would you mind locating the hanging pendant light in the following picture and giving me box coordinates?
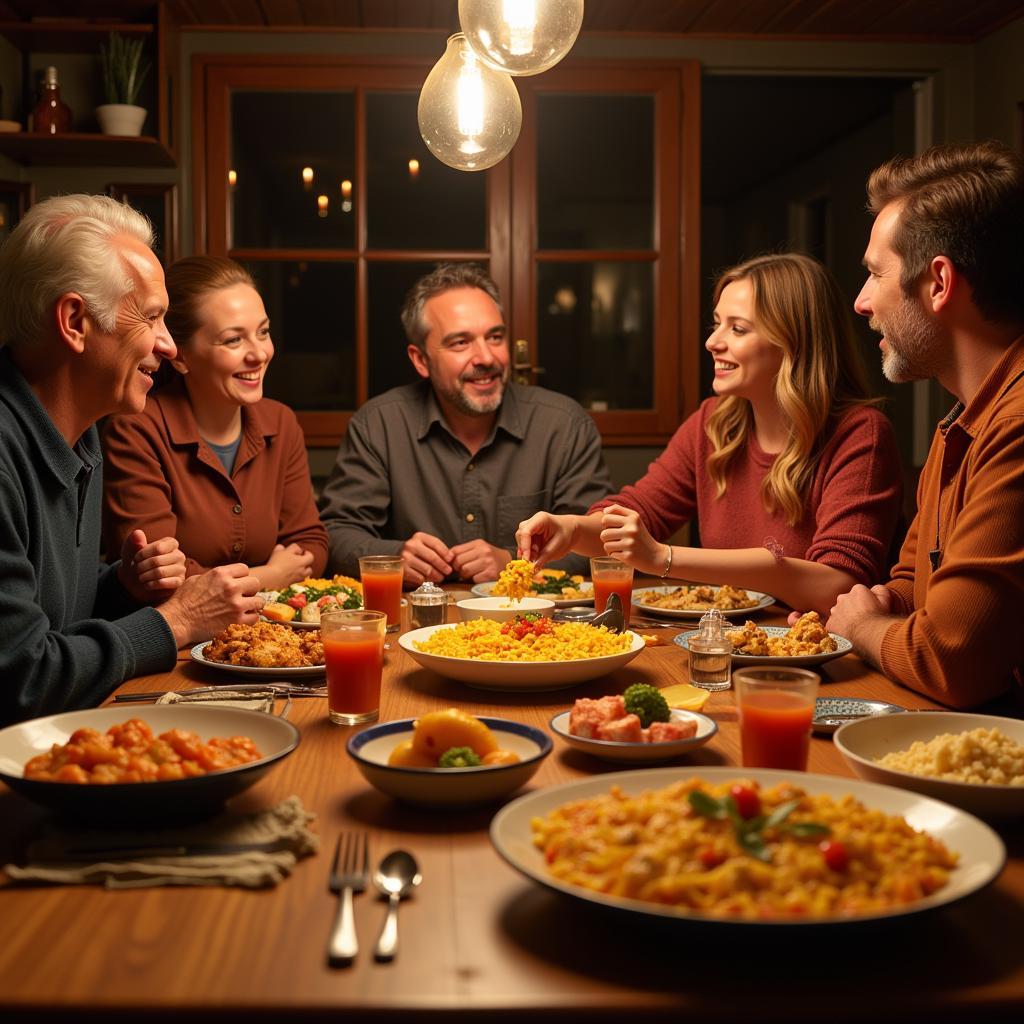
[458,0,584,77]
[418,32,522,172]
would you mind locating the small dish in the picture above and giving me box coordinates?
[549,708,718,763]
[471,581,594,607]
[0,705,300,825]
[674,626,852,667]
[812,697,905,735]
[347,717,552,807]
[456,596,555,623]
[632,585,776,620]
[834,711,1024,819]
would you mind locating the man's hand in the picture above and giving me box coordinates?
[826,583,901,669]
[450,540,511,583]
[515,512,576,569]
[597,504,663,575]
[156,563,264,648]
[254,543,316,591]
[116,529,186,605]
[400,532,453,586]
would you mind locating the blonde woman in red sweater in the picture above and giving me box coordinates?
[517,253,903,614]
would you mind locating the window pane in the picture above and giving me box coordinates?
[247,261,356,411]
[536,261,653,410]
[366,92,487,251]
[366,261,442,397]
[537,95,654,250]
[231,92,355,249]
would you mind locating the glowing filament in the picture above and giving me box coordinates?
[504,0,537,56]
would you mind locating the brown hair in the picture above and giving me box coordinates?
[705,253,878,526]
[866,141,1024,324]
[400,262,502,350]
[164,255,256,346]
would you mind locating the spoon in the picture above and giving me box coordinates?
[373,849,422,961]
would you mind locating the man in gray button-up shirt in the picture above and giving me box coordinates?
[318,264,612,585]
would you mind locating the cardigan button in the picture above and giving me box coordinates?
[465,513,475,523]
[232,504,242,514]
[232,542,242,553]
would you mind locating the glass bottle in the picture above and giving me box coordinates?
[33,66,71,135]
[688,608,732,691]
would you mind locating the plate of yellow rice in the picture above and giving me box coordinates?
[490,766,1005,926]
[398,621,645,691]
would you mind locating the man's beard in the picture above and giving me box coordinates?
[430,362,508,416]
[872,298,943,383]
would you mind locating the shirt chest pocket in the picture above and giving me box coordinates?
[496,491,551,550]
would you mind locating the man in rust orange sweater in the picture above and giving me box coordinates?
[828,141,1024,710]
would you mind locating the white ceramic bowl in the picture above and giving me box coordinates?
[347,717,552,807]
[834,711,1024,819]
[456,596,555,623]
[0,705,300,825]
[398,624,646,692]
[549,708,718,763]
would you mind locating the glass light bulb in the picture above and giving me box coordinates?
[418,33,522,172]
[459,0,583,76]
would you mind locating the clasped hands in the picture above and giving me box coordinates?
[400,532,511,586]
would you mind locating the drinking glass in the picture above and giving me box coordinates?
[589,556,634,626]
[734,666,819,770]
[358,555,404,632]
[322,609,387,725]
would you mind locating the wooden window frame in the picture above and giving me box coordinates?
[193,53,699,447]
[108,181,179,266]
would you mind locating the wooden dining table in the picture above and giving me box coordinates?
[2,596,1023,1023]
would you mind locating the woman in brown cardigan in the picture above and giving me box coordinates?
[102,256,327,589]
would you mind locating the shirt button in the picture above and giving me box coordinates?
[232,504,242,515]
[232,542,242,553]
[466,513,475,523]
[467,462,475,471]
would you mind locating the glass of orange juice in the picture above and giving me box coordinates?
[322,609,387,725]
[358,555,404,632]
[734,666,819,770]
[589,556,634,626]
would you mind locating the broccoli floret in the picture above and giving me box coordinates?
[437,746,483,768]
[622,683,671,728]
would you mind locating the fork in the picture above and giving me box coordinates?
[326,831,369,966]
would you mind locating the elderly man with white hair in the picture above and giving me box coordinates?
[0,194,264,725]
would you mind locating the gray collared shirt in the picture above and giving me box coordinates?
[318,381,611,578]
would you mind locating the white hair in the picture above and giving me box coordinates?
[0,193,154,350]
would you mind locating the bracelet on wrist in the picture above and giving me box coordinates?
[659,544,674,578]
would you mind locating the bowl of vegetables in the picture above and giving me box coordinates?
[261,575,362,627]
[347,709,552,807]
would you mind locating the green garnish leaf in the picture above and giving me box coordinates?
[738,830,771,862]
[688,790,726,819]
[763,799,800,829]
[783,822,831,839]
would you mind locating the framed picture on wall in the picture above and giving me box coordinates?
[107,182,178,266]
[0,180,33,245]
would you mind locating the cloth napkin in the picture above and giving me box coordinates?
[156,688,279,714]
[4,796,319,889]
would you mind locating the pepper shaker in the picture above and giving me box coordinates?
[407,581,447,630]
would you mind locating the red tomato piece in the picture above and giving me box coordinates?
[730,783,761,819]
[819,838,849,872]
[286,593,307,608]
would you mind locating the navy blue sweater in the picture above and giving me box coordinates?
[0,350,176,725]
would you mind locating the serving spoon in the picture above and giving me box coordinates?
[373,849,422,961]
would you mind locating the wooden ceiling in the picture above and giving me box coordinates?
[1,1,1022,44]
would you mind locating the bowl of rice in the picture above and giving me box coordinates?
[456,596,555,623]
[397,620,645,691]
[834,711,1024,819]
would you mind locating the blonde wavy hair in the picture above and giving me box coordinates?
[705,253,877,526]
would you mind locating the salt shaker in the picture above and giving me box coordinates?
[687,608,732,691]
[407,581,447,630]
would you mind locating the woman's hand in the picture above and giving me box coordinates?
[598,504,666,576]
[117,529,186,604]
[254,543,315,591]
[516,512,577,569]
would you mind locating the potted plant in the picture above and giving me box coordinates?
[96,32,150,137]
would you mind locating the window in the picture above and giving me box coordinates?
[196,56,698,445]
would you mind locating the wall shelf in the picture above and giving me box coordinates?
[0,132,174,167]
[0,21,153,53]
